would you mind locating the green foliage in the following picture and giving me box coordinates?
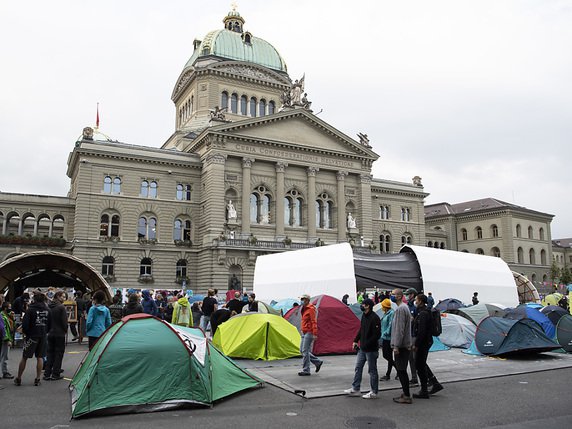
[550,261,560,283]
[561,267,572,285]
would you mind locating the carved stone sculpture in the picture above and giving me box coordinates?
[347,213,357,229]
[82,127,94,140]
[227,200,237,219]
[210,105,227,121]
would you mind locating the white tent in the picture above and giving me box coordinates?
[253,243,357,304]
[402,245,519,308]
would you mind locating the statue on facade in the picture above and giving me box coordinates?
[290,75,304,105]
[229,274,242,291]
[227,200,237,219]
[347,213,357,229]
[357,132,370,147]
[301,93,312,110]
[412,176,423,187]
[82,127,94,140]
[280,89,292,108]
[210,105,227,121]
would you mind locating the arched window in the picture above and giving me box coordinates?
[539,227,545,241]
[491,247,501,257]
[140,258,152,276]
[138,216,157,240]
[249,97,257,117]
[475,248,484,255]
[176,184,192,201]
[516,224,521,238]
[531,273,537,283]
[461,228,467,241]
[176,259,187,278]
[140,180,149,197]
[149,181,158,198]
[102,256,115,276]
[380,205,389,220]
[517,247,524,264]
[259,99,266,116]
[22,214,35,236]
[37,215,51,237]
[401,234,412,245]
[112,177,121,194]
[433,242,439,248]
[250,185,272,224]
[240,95,247,115]
[529,248,536,265]
[221,91,229,110]
[475,226,483,239]
[231,93,238,113]
[440,242,446,249]
[528,226,533,239]
[540,249,546,265]
[52,216,65,238]
[173,219,191,241]
[285,189,303,226]
[103,176,112,193]
[268,101,275,115]
[400,207,411,222]
[380,233,391,253]
[427,241,433,247]
[316,193,333,229]
[491,224,499,238]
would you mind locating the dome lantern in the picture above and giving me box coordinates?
[223,3,245,33]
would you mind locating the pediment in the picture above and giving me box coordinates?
[212,110,378,160]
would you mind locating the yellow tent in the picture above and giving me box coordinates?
[542,293,563,307]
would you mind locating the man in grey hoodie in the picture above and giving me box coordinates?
[44,291,68,381]
[390,289,413,404]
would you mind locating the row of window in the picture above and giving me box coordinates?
[460,225,546,241]
[221,91,276,117]
[553,254,572,264]
[179,95,194,125]
[100,214,191,241]
[103,176,192,201]
[516,247,547,265]
[102,257,188,279]
[0,212,65,238]
[427,241,446,249]
[379,206,413,222]
[378,233,413,253]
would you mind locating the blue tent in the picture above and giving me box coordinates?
[270,298,299,314]
[429,336,450,352]
[188,294,205,304]
[462,339,483,356]
[475,317,560,356]
[435,298,466,312]
[504,307,555,339]
[540,305,568,326]
[518,302,543,310]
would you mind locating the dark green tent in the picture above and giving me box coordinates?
[556,314,572,353]
[69,314,262,418]
[475,317,560,356]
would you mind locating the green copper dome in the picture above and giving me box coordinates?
[183,10,287,73]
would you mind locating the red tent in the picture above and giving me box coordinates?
[284,294,360,355]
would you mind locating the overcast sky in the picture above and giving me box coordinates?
[1,0,571,238]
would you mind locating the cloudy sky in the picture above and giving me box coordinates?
[1,0,571,237]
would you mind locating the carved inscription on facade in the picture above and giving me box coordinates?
[234,144,355,168]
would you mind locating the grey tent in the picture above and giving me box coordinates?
[454,303,506,326]
[475,317,560,356]
[440,313,476,348]
[556,314,572,353]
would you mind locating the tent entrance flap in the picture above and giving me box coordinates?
[353,252,422,292]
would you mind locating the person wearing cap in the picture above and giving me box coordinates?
[379,298,395,381]
[390,289,413,404]
[343,298,381,399]
[298,294,323,376]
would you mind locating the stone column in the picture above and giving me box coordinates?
[275,162,288,237]
[359,174,373,244]
[307,167,319,240]
[241,158,255,235]
[336,171,348,241]
[202,152,227,242]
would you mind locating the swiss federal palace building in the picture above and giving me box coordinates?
[0,9,560,296]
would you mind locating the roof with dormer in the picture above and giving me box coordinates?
[425,198,553,219]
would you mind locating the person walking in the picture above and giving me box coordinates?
[343,298,381,399]
[379,298,395,381]
[298,294,323,376]
[43,291,68,381]
[1,301,15,379]
[15,291,51,386]
[85,291,111,351]
[391,289,413,404]
[405,288,419,387]
[200,289,218,332]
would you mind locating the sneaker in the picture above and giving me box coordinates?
[394,375,399,380]
[380,375,390,381]
[34,378,41,386]
[343,388,360,396]
[393,395,412,404]
[362,391,377,399]
[413,391,430,399]
[51,375,64,381]
[315,361,323,373]
[429,383,444,395]
[43,375,52,381]
[298,371,311,376]
[14,377,21,386]
[71,337,78,342]
[3,373,14,379]
[409,379,419,387]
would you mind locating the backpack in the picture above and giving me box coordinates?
[429,308,442,337]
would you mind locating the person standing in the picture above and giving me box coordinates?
[15,291,51,386]
[405,288,419,387]
[379,298,395,381]
[85,291,111,351]
[200,289,218,332]
[171,294,192,328]
[108,296,124,324]
[246,293,258,312]
[390,289,413,404]
[122,294,144,317]
[343,298,381,399]
[1,301,15,379]
[472,292,479,306]
[298,294,323,376]
[426,292,435,310]
[43,291,68,381]
[226,291,246,314]
[71,291,87,344]
[141,290,158,317]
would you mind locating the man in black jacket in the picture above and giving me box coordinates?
[412,293,444,398]
[15,291,51,386]
[43,291,68,381]
[343,298,381,399]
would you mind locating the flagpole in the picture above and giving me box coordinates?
[96,103,100,129]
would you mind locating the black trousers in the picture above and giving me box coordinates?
[44,335,65,377]
[415,344,437,393]
[381,339,394,377]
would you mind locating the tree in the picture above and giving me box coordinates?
[550,261,560,284]
[561,267,572,285]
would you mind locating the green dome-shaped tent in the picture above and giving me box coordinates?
[69,314,262,418]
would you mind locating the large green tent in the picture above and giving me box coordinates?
[69,314,262,418]
[212,313,301,360]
